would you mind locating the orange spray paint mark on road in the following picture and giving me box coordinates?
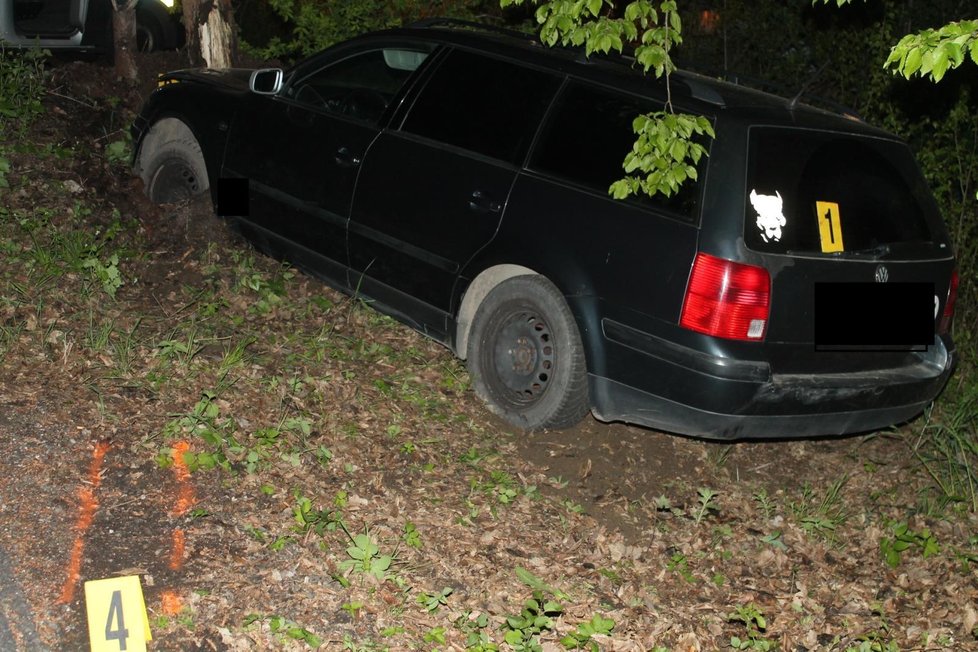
[57,441,110,604]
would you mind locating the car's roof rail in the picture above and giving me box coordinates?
[405,17,536,43]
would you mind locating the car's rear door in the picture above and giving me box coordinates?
[222,41,435,279]
[347,48,562,335]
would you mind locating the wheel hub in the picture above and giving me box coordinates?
[492,312,554,403]
[150,161,200,203]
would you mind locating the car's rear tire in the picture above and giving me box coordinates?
[140,138,209,204]
[467,275,589,430]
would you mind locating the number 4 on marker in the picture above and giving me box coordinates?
[816,201,844,253]
[85,576,151,652]
[105,590,129,649]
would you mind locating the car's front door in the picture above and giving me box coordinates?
[222,42,435,280]
[347,49,562,334]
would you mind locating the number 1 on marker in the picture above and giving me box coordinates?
[816,201,844,253]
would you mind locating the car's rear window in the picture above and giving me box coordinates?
[744,127,935,254]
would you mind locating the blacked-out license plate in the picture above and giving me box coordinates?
[814,282,934,351]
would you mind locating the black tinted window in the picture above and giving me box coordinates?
[401,49,561,164]
[745,127,934,253]
[529,82,702,219]
[288,47,432,123]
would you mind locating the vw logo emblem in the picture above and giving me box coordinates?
[874,265,889,283]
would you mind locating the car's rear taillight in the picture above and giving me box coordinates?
[680,253,771,341]
[939,268,959,334]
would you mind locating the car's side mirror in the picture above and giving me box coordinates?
[249,69,283,95]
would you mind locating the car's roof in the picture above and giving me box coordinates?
[359,22,894,140]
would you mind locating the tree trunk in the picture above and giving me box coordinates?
[110,0,139,82]
[182,0,238,69]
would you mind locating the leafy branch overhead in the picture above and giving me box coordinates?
[500,0,713,199]
[815,1,977,81]
[884,20,978,82]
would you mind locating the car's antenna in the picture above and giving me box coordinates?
[788,61,830,110]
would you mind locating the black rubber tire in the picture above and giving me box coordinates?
[467,275,590,430]
[135,12,163,52]
[141,139,209,204]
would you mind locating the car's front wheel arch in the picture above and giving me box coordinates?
[135,118,210,204]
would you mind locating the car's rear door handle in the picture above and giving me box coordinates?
[334,147,361,168]
[468,190,502,214]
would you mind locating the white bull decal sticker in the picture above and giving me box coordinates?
[750,189,787,243]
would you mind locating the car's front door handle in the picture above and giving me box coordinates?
[468,190,502,214]
[334,147,361,168]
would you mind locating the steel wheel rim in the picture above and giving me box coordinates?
[487,308,555,407]
[150,160,201,203]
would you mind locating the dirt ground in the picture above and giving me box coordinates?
[0,52,976,651]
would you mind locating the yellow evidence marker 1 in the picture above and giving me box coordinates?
[84,576,152,652]
[815,201,844,253]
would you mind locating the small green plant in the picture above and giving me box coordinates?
[341,601,364,618]
[104,132,132,166]
[423,626,447,644]
[454,611,498,651]
[416,587,453,613]
[667,552,696,583]
[728,603,775,650]
[244,614,322,648]
[502,592,563,652]
[158,390,237,472]
[402,521,422,549]
[292,494,344,535]
[753,489,777,520]
[694,487,719,524]
[879,521,940,568]
[339,529,394,581]
[790,476,849,542]
[82,251,123,298]
[560,613,615,650]
[515,566,569,600]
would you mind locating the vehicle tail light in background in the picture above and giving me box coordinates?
[939,268,959,335]
[680,253,771,341]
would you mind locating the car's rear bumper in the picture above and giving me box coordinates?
[590,322,956,439]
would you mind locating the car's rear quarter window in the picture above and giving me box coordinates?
[528,81,702,221]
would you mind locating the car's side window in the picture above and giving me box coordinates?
[286,46,434,124]
[529,81,702,220]
[400,49,561,165]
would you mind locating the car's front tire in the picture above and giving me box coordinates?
[140,138,209,204]
[467,275,589,430]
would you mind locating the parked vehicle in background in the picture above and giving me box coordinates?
[0,0,182,52]
[131,19,958,440]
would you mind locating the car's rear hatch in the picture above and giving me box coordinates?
[740,125,955,374]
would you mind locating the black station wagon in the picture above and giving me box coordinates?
[131,19,958,439]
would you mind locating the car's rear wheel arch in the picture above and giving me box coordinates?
[456,265,604,368]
